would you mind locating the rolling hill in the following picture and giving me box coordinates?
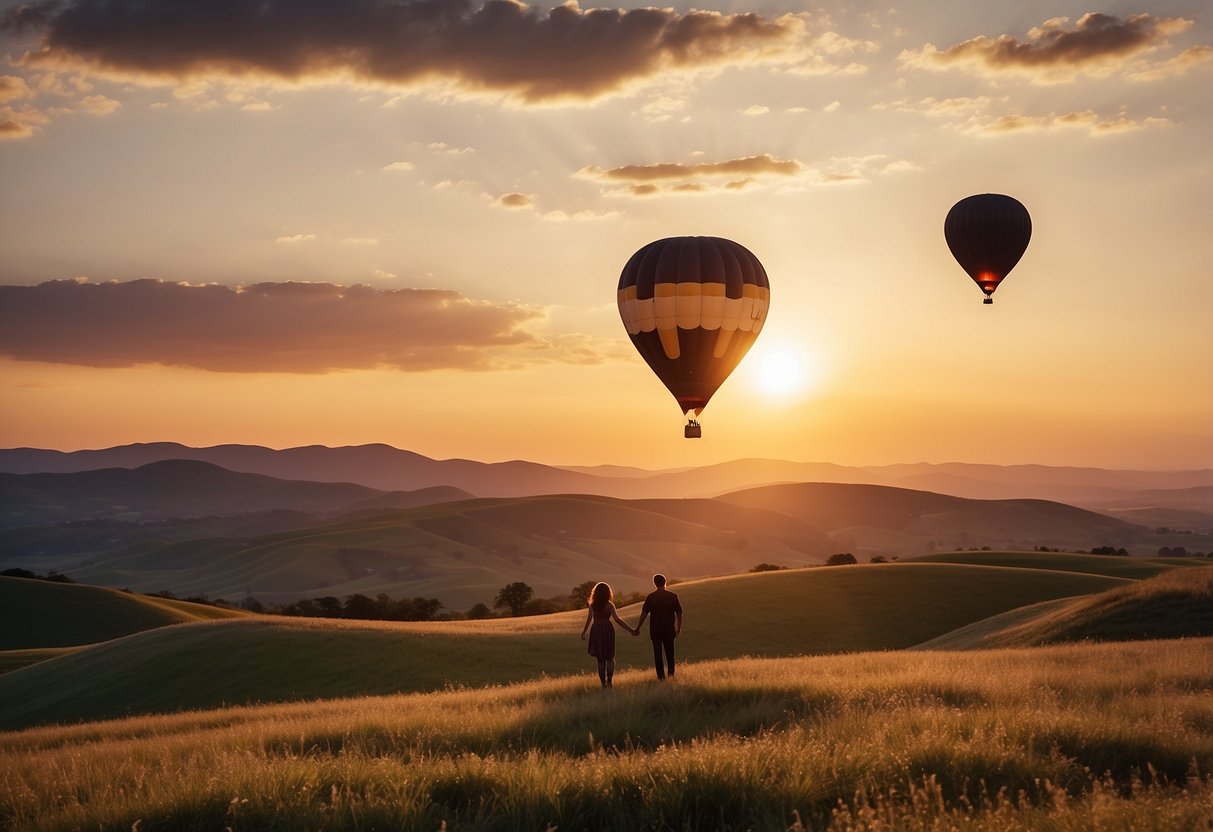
[63,495,835,607]
[0,459,472,526]
[0,562,1127,728]
[904,549,1207,579]
[2,442,1209,507]
[916,565,1213,649]
[0,575,248,649]
[718,482,1144,556]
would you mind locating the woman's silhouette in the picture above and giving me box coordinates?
[580,581,637,688]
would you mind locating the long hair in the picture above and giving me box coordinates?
[589,581,612,613]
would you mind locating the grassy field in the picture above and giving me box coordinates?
[1,638,1210,831]
[0,563,1128,729]
[0,576,247,649]
[905,550,1206,579]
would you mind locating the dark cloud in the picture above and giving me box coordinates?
[0,279,572,372]
[901,13,1196,80]
[4,0,804,103]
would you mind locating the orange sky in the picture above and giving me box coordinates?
[1,1,1211,469]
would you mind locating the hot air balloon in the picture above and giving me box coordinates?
[944,194,1031,304]
[617,236,770,438]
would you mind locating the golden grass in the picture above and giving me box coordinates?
[2,639,1211,831]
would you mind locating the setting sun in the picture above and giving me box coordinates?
[756,351,802,395]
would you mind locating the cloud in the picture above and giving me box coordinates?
[3,0,806,104]
[0,103,51,139]
[383,161,415,171]
[274,234,316,245]
[340,236,380,246]
[1128,44,1213,81]
[971,110,1173,136]
[0,75,31,102]
[78,93,119,114]
[579,154,804,184]
[740,104,769,116]
[578,153,826,196]
[900,13,1199,82]
[426,142,473,154]
[577,151,920,196]
[0,278,604,372]
[496,192,533,209]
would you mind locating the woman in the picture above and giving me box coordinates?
[580,581,637,688]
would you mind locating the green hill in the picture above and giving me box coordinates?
[0,563,1125,728]
[924,566,1213,650]
[0,576,247,649]
[64,496,835,607]
[905,549,1204,579]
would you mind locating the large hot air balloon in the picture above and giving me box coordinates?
[617,236,770,438]
[944,194,1031,304]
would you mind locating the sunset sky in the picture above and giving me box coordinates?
[1,0,1210,470]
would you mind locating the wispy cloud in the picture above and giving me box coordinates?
[0,279,610,372]
[576,152,916,196]
[274,234,316,245]
[3,0,806,105]
[383,161,415,171]
[899,13,1201,82]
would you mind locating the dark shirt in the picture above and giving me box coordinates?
[642,588,682,638]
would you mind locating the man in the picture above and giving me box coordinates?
[634,573,682,680]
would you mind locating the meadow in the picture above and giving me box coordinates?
[3,557,1211,830]
[0,561,1133,728]
[2,639,1211,831]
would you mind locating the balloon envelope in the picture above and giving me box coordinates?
[944,194,1031,301]
[617,236,770,416]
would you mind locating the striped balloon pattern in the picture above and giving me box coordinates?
[618,236,770,417]
[944,193,1032,304]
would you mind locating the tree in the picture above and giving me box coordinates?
[749,563,787,572]
[522,598,562,616]
[466,602,493,620]
[825,553,857,566]
[343,593,378,620]
[569,580,596,610]
[494,582,534,616]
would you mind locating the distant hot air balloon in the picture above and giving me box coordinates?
[944,194,1032,304]
[617,236,770,438]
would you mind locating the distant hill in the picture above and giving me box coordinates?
[64,495,836,607]
[916,566,1213,650]
[718,482,1145,556]
[2,443,1209,508]
[0,575,247,649]
[0,562,1126,728]
[0,460,473,526]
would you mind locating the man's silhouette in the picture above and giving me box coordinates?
[635,573,682,680]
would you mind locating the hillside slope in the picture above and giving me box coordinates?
[720,482,1144,555]
[0,563,1126,728]
[925,566,1213,650]
[0,460,472,525]
[65,495,836,606]
[0,576,247,649]
[904,550,1204,579]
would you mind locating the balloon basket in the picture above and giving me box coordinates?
[983,297,993,304]
[684,421,702,439]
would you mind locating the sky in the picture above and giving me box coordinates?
[1,0,1211,470]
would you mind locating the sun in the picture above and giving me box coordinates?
[756,351,802,395]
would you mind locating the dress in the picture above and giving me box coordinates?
[586,605,616,660]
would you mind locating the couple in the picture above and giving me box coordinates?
[580,574,682,688]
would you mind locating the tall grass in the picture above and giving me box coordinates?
[3,638,1211,831]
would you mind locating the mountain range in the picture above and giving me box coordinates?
[2,442,1210,520]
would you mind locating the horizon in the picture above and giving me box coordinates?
[4,438,1212,474]
[2,0,1211,471]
